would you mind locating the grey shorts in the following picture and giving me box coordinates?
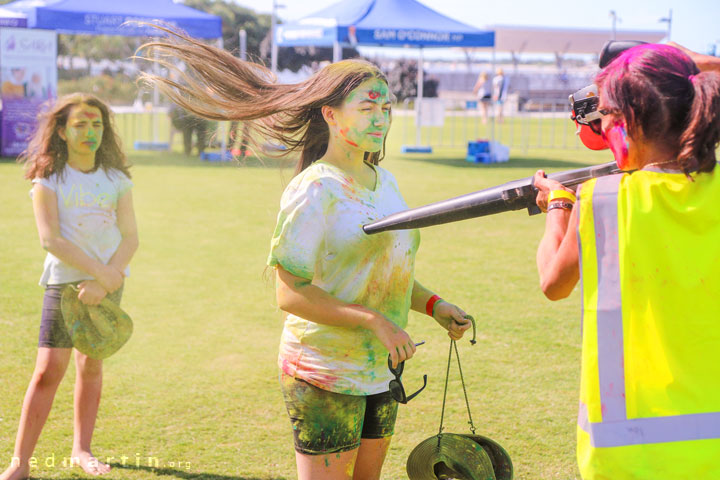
[38,283,123,348]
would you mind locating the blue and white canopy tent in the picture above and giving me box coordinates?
[3,0,223,152]
[3,0,221,38]
[276,0,495,152]
[276,0,493,51]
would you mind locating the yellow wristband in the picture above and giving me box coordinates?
[548,189,576,204]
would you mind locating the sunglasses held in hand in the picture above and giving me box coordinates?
[388,341,427,404]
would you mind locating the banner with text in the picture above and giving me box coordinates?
[1,28,57,157]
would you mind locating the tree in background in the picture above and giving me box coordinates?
[385,59,439,102]
[57,35,141,77]
[171,1,361,71]
[182,0,271,60]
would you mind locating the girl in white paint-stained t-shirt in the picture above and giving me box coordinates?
[1,93,138,480]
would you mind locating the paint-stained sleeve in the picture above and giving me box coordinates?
[267,179,326,280]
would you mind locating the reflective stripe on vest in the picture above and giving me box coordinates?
[577,173,720,448]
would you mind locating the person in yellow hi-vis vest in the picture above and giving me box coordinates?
[532,43,720,479]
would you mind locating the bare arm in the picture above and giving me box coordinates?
[533,171,580,300]
[77,190,139,305]
[472,77,481,95]
[32,183,123,293]
[275,265,415,367]
[107,190,139,274]
[669,42,720,73]
[536,204,580,300]
[411,280,472,340]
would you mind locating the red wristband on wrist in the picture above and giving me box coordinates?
[426,294,442,316]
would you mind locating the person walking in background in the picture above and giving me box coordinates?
[138,27,473,480]
[227,121,251,157]
[473,71,491,124]
[169,104,209,156]
[492,68,507,123]
[1,93,138,480]
[533,44,720,479]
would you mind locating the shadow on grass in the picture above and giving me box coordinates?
[400,155,592,170]
[110,462,288,480]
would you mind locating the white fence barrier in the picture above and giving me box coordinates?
[398,96,584,152]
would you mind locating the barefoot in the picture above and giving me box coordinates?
[0,464,30,480]
[70,451,111,476]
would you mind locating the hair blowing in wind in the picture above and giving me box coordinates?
[136,25,392,173]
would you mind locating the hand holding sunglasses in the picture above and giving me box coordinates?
[388,341,427,404]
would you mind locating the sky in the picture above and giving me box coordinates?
[234,0,719,58]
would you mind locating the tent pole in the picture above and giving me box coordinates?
[490,45,496,146]
[218,36,228,159]
[416,47,424,147]
[153,38,160,144]
[239,29,247,61]
[271,0,279,73]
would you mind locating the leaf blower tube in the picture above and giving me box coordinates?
[362,161,621,234]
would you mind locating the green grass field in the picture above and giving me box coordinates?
[0,125,612,480]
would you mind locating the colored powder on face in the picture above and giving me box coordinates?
[339,127,359,147]
[64,104,104,154]
[334,78,391,152]
[602,122,630,168]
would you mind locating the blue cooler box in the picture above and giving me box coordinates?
[466,140,491,163]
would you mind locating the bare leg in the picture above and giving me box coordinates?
[71,351,110,476]
[352,437,392,480]
[295,448,358,480]
[0,348,72,480]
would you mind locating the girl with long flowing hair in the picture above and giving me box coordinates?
[138,27,474,479]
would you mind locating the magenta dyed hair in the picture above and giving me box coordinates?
[595,43,720,173]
